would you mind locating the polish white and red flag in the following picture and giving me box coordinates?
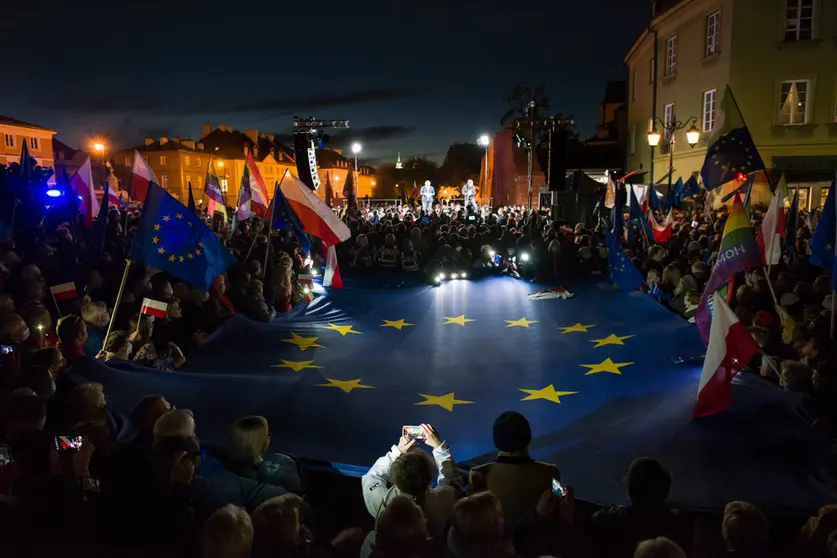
[69,157,100,228]
[693,292,761,418]
[131,150,159,202]
[140,298,168,318]
[245,152,270,216]
[107,184,121,208]
[756,176,788,265]
[50,282,78,301]
[648,208,673,243]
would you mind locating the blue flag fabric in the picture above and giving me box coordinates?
[270,181,312,255]
[679,176,700,202]
[605,225,644,291]
[785,189,799,260]
[128,182,236,291]
[810,180,837,290]
[647,183,661,211]
[662,179,680,209]
[628,186,654,244]
[610,197,623,237]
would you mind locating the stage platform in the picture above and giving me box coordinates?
[73,275,836,513]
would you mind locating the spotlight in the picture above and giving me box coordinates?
[46,188,62,198]
[451,273,459,279]
[521,253,530,262]
[436,274,445,282]
[461,272,467,279]
[488,249,496,258]
[303,286,311,294]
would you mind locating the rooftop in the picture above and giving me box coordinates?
[0,115,56,133]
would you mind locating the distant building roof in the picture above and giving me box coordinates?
[53,138,87,164]
[134,139,208,153]
[602,81,627,105]
[200,128,294,163]
[0,115,55,133]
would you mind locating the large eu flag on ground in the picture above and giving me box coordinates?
[604,225,644,291]
[128,182,236,290]
[700,87,765,191]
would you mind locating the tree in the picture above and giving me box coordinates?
[372,156,440,199]
[439,143,482,187]
[500,84,550,127]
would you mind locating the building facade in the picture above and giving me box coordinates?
[114,138,211,203]
[0,116,56,171]
[625,0,837,208]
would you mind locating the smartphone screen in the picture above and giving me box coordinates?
[402,426,425,440]
[0,345,13,355]
[54,435,84,452]
[551,478,567,496]
[0,445,10,466]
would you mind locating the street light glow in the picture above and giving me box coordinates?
[647,128,662,147]
[93,142,105,152]
[351,142,362,155]
[477,134,490,147]
[217,161,224,168]
[686,125,700,147]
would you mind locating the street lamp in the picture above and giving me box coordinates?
[93,143,104,153]
[647,115,700,194]
[477,134,490,204]
[350,142,362,190]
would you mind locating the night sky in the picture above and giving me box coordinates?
[2,0,647,164]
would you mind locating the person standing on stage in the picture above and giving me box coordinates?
[461,179,476,210]
[420,180,435,213]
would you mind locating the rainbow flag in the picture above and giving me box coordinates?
[695,193,761,344]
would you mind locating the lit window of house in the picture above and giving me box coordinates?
[777,80,810,125]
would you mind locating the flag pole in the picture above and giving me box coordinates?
[102,259,133,353]
[264,170,289,274]
[831,171,837,341]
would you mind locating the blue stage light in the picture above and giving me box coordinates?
[46,188,62,198]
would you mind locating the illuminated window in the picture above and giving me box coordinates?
[664,103,675,142]
[185,175,191,186]
[161,175,169,188]
[125,157,131,167]
[29,137,39,150]
[706,11,721,56]
[665,36,677,76]
[184,156,190,166]
[196,157,202,167]
[196,175,203,187]
[4,134,14,148]
[820,187,830,209]
[789,185,811,210]
[702,89,717,133]
[778,80,810,125]
[785,0,814,41]
[160,156,168,166]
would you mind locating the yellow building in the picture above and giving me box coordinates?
[0,116,56,171]
[625,0,837,209]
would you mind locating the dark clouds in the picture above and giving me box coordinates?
[45,87,422,116]
[328,125,418,147]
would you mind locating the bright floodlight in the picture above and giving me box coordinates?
[461,272,468,279]
[351,142,362,155]
[46,188,62,198]
[93,143,105,152]
[477,134,490,147]
[521,253,530,262]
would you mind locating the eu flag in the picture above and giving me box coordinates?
[604,225,644,291]
[700,87,765,191]
[270,180,312,255]
[128,182,236,291]
[810,180,837,290]
[662,178,680,209]
[679,175,700,201]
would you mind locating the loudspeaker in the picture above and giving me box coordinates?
[293,132,320,191]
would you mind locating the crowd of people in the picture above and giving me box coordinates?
[0,175,836,558]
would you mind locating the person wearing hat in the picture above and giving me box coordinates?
[589,457,691,558]
[468,411,559,530]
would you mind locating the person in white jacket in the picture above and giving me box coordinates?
[420,180,435,213]
[360,424,458,557]
[461,179,476,210]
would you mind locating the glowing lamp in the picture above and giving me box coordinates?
[736,172,747,182]
[217,161,224,168]
[647,128,662,147]
[521,253,530,262]
[351,142,362,155]
[477,134,490,147]
[686,125,700,147]
[46,188,62,198]
[93,143,105,152]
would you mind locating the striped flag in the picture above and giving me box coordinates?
[50,282,78,301]
[245,152,269,216]
[694,292,760,418]
[756,175,788,265]
[140,298,168,318]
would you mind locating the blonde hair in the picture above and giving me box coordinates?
[722,501,768,551]
[634,537,687,558]
[228,415,270,464]
[81,301,107,323]
[67,382,105,416]
[449,491,504,546]
[201,504,254,558]
[153,408,195,441]
[252,494,304,557]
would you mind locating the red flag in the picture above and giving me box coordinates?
[411,181,418,200]
[50,282,78,301]
[322,240,343,289]
[755,177,788,265]
[648,208,673,243]
[140,298,168,318]
[245,152,269,216]
[131,150,158,202]
[69,157,99,228]
[693,292,760,418]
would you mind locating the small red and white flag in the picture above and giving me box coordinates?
[69,157,100,228]
[140,298,168,318]
[648,208,673,243]
[322,241,343,289]
[131,149,159,202]
[755,176,788,266]
[107,185,121,208]
[50,282,78,301]
[693,292,761,418]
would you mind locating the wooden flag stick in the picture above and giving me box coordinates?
[102,259,133,353]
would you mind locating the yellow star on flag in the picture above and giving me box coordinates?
[195,249,202,256]
[187,253,194,259]
[162,215,171,222]
[282,332,325,351]
[559,323,596,334]
[152,236,159,244]
[178,256,185,263]
[519,385,579,404]
[176,213,183,219]
[317,378,375,393]
[590,334,635,348]
[581,358,634,375]
[380,319,414,330]
[153,224,161,231]
[324,323,361,336]
[168,255,175,262]
[157,247,165,254]
[442,315,475,326]
[271,360,322,372]
[415,392,474,412]
[505,317,538,328]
